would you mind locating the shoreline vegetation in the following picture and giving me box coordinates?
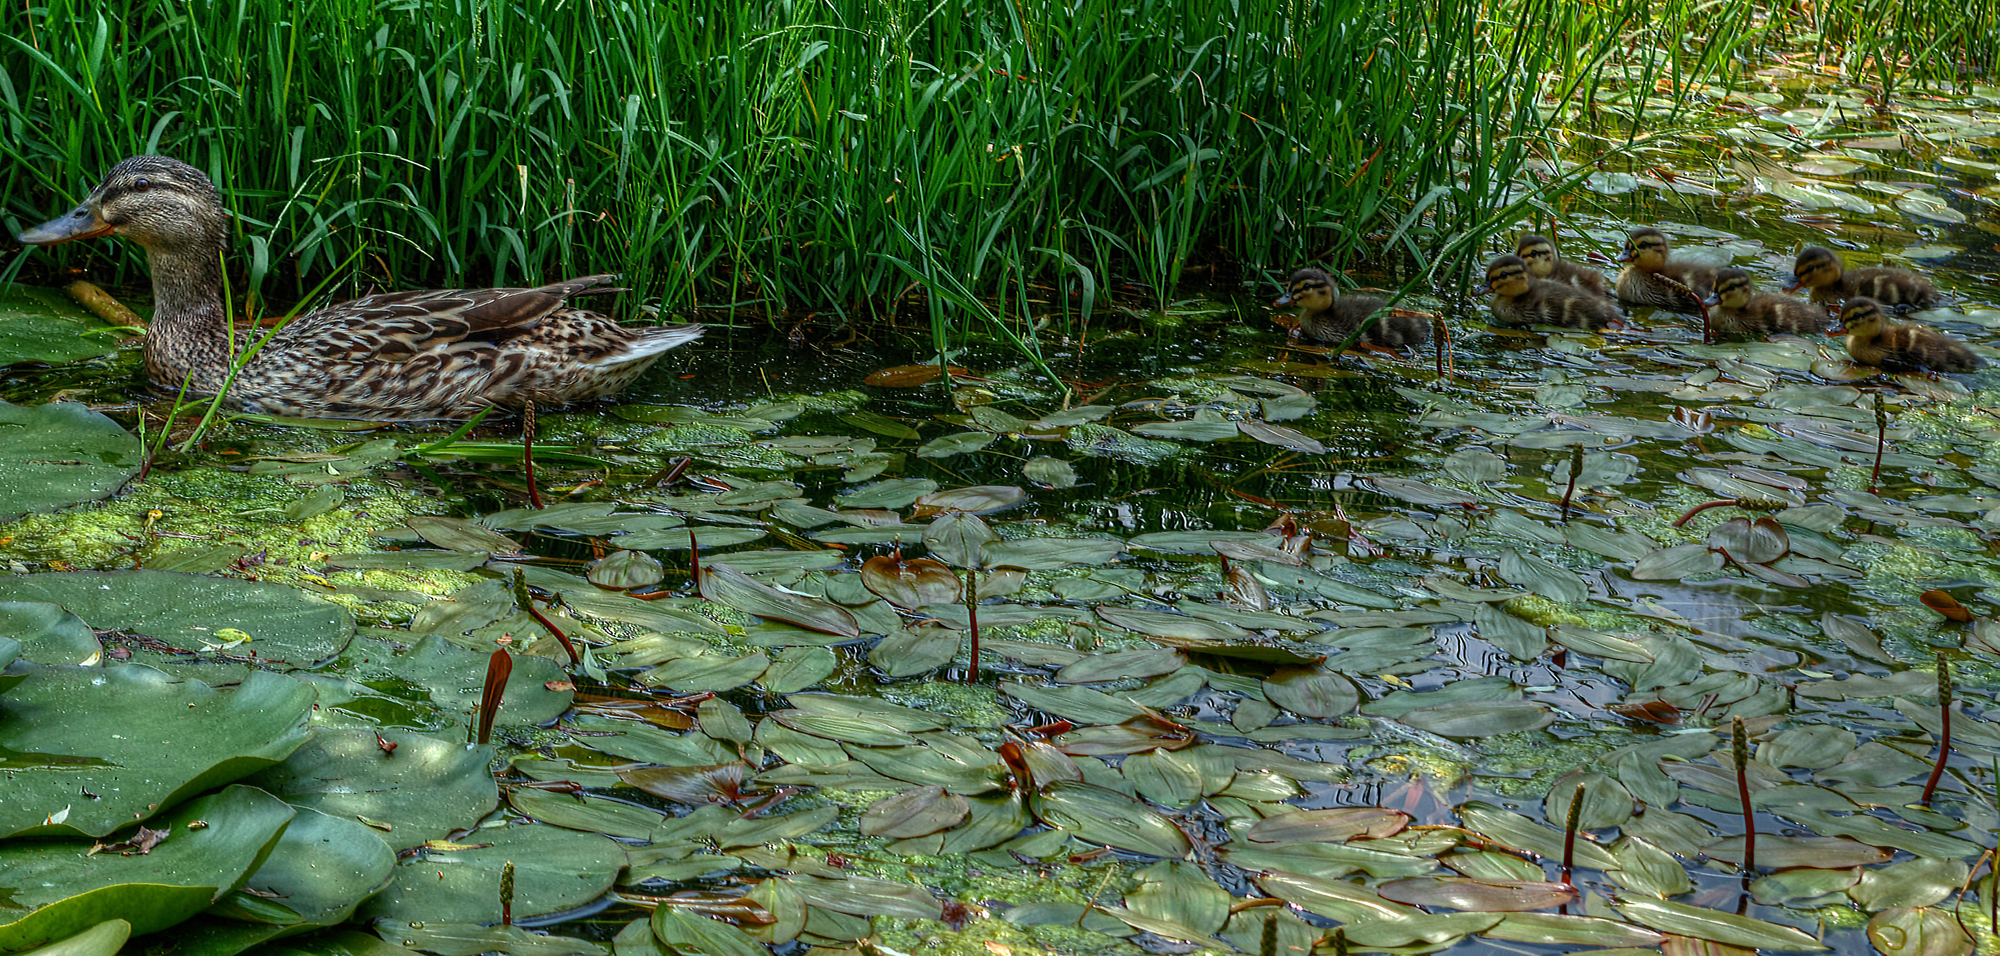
[1,0,1993,351]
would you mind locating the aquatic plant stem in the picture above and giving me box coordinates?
[1435,317,1451,380]
[965,567,981,684]
[1260,912,1277,956]
[500,861,516,926]
[414,404,496,454]
[1559,445,1583,522]
[1922,653,1954,806]
[1733,715,1756,874]
[512,568,579,665]
[523,399,544,510]
[476,648,513,745]
[688,528,702,585]
[1871,393,1887,496]
[1560,782,1585,888]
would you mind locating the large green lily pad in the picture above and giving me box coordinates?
[0,666,314,838]
[354,824,626,923]
[244,730,500,845]
[0,571,352,679]
[0,288,120,367]
[0,602,102,666]
[367,635,573,730]
[209,808,397,927]
[0,401,141,524]
[0,785,295,950]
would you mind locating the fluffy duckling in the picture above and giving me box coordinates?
[1275,267,1430,354]
[1474,255,1622,329]
[1787,246,1939,311]
[1702,268,1826,338]
[1615,227,1715,313]
[1516,233,1611,298]
[1834,297,1981,373]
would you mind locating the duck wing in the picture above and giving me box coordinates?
[275,275,621,362]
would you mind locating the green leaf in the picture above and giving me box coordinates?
[0,602,101,665]
[0,400,139,523]
[245,730,498,844]
[699,562,858,637]
[1031,781,1189,858]
[10,921,130,956]
[356,825,625,923]
[1614,898,1829,950]
[208,808,396,928]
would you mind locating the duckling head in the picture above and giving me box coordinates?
[1703,267,1754,309]
[1615,228,1671,270]
[17,154,226,254]
[1274,268,1337,313]
[1471,255,1533,298]
[1787,245,1844,293]
[1515,234,1559,278]
[1831,296,1889,337]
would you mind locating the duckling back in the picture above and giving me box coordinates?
[1616,227,1715,313]
[1504,282,1623,330]
[1838,297,1981,374]
[1791,245,1940,310]
[1707,267,1824,339]
[1280,267,1429,349]
[1515,233,1611,298]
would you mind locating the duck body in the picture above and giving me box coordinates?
[1704,268,1826,339]
[1515,233,1611,298]
[1790,245,1939,310]
[1836,297,1981,373]
[1276,268,1430,349]
[1475,255,1622,330]
[1614,227,1715,313]
[16,155,702,421]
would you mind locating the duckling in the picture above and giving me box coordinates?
[1516,233,1611,298]
[1833,297,1981,373]
[1274,267,1430,354]
[1787,246,1940,311]
[1615,227,1716,313]
[1473,255,1622,329]
[1702,268,1826,338]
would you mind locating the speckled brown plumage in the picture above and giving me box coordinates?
[1789,245,1940,311]
[1835,297,1981,374]
[1615,227,1715,313]
[1515,233,1611,298]
[16,155,701,420]
[1476,255,1622,329]
[1275,267,1429,349]
[1704,268,1826,339]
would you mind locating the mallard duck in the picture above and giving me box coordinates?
[1274,267,1430,353]
[1833,297,1981,373]
[1515,233,1611,298]
[15,155,702,421]
[1614,227,1715,313]
[1473,255,1622,329]
[1702,268,1826,338]
[1787,245,1939,311]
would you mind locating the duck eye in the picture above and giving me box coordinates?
[132,178,151,192]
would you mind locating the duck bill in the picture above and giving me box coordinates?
[1781,276,1804,293]
[16,204,113,246]
[1700,292,1720,307]
[1613,250,1635,262]
[1825,325,1847,335]
[1272,294,1294,308]
[1470,283,1491,296]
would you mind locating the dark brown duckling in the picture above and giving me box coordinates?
[1787,245,1940,311]
[1473,255,1622,329]
[1614,227,1715,313]
[1275,267,1430,354]
[1516,233,1611,298]
[1833,297,1981,373]
[1702,268,1827,338]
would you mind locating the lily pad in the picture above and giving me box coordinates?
[244,730,500,844]
[355,825,626,923]
[0,400,139,524]
[206,808,397,929]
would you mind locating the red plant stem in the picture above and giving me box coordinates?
[1559,782,1584,889]
[512,569,578,665]
[1733,715,1756,873]
[500,860,515,926]
[966,567,981,684]
[688,527,701,583]
[1922,654,1954,806]
[477,649,514,745]
[1435,317,1449,379]
[1559,445,1583,522]
[523,400,544,509]
[1673,498,1740,528]
[1871,393,1887,496]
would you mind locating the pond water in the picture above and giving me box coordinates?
[4,85,2000,956]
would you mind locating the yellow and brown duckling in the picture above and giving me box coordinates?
[1702,268,1826,338]
[1614,227,1716,313]
[1515,233,1611,298]
[1832,297,1981,373]
[1787,245,1940,311]
[1275,267,1430,354]
[15,155,702,421]
[1474,255,1622,329]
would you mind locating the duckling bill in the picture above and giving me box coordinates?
[1788,245,1940,311]
[1702,268,1826,339]
[1833,297,1981,374]
[1474,255,1622,329]
[1515,233,1611,298]
[1615,227,1715,313]
[1275,267,1430,353]
[15,154,703,421]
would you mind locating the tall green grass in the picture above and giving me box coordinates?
[1,0,1984,359]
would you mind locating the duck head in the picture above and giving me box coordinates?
[1514,233,1560,278]
[17,155,226,254]
[1830,296,1888,337]
[1471,255,1532,297]
[1786,245,1843,293]
[1274,267,1336,312]
[1615,227,1671,270]
[1704,267,1753,309]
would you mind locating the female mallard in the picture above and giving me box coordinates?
[16,155,702,421]
[1833,297,1981,373]
[1274,267,1430,353]
[1787,245,1939,311]
[1474,255,1621,329]
[1703,268,1826,338]
[1515,233,1611,298]
[1614,227,1715,313]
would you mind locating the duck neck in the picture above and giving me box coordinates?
[140,236,236,394]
